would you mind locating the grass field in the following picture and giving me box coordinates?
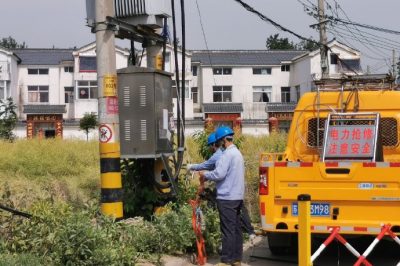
[0,133,286,217]
[0,133,287,264]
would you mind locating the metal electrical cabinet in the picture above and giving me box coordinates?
[118,66,174,158]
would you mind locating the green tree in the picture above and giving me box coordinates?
[0,97,17,141]
[266,34,319,51]
[0,36,26,49]
[296,38,320,51]
[79,113,98,141]
[266,34,295,50]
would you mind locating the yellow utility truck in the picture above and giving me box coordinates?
[259,76,400,254]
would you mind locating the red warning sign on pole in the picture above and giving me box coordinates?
[99,124,113,143]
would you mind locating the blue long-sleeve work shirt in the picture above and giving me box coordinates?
[204,144,245,200]
[190,148,223,171]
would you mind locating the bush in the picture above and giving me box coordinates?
[0,133,288,263]
[0,253,48,266]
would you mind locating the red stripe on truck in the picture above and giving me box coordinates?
[274,162,287,167]
[260,202,266,216]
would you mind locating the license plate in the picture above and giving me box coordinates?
[292,203,330,217]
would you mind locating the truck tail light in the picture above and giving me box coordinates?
[259,167,269,195]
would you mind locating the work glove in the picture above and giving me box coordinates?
[187,164,195,171]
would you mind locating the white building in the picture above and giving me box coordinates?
[191,40,362,133]
[0,47,20,102]
[0,40,362,139]
[10,43,129,139]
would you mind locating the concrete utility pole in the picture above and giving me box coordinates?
[318,0,329,79]
[392,49,396,78]
[95,0,123,219]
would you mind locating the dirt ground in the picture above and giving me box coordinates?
[137,236,275,266]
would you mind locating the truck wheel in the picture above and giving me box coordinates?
[267,232,293,256]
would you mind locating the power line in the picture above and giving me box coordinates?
[233,0,320,45]
[233,0,360,76]
[195,0,217,86]
[328,0,390,58]
[301,0,394,69]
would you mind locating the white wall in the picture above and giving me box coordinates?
[63,126,98,140]
[73,44,129,119]
[242,124,269,136]
[17,65,72,119]
[291,55,313,96]
[200,65,290,120]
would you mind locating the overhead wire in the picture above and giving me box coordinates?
[233,0,360,76]
[195,0,217,86]
[327,0,393,72]
[298,0,394,72]
[328,0,390,58]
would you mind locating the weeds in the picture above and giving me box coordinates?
[0,133,287,264]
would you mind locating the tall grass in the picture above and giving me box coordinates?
[0,139,100,208]
[0,133,287,221]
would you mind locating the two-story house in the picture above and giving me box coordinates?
[191,40,362,133]
[12,43,129,139]
[0,47,20,103]
[3,40,362,139]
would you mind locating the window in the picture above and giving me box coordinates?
[64,66,74,73]
[172,80,190,98]
[253,86,272,102]
[295,85,301,103]
[281,64,290,72]
[28,68,49,75]
[28,86,49,103]
[213,67,232,75]
[213,86,232,102]
[281,87,291,103]
[253,68,271,75]
[191,87,198,104]
[79,57,97,72]
[0,83,4,100]
[330,54,338,65]
[192,65,198,76]
[64,86,74,103]
[77,81,97,99]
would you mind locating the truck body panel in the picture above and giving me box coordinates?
[259,90,400,237]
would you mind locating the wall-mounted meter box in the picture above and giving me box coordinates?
[118,66,174,158]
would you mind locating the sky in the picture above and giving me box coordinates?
[1,0,400,73]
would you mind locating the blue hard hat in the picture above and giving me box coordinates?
[215,126,234,141]
[207,132,217,146]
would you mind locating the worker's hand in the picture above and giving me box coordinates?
[187,164,194,171]
[199,171,206,183]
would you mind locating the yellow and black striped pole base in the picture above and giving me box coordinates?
[100,154,123,219]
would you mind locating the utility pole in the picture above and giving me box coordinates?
[94,0,123,219]
[392,49,396,78]
[318,0,329,79]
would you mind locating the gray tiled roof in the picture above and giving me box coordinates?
[191,50,306,66]
[23,105,66,114]
[266,102,297,112]
[12,49,74,65]
[203,103,243,113]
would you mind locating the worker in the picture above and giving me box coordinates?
[187,132,222,171]
[188,132,256,241]
[199,126,245,266]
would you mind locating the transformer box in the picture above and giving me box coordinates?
[118,66,174,158]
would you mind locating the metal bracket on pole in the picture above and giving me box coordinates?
[105,16,164,44]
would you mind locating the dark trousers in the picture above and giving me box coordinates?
[241,205,255,235]
[217,199,243,263]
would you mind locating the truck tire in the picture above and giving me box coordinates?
[267,232,295,255]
